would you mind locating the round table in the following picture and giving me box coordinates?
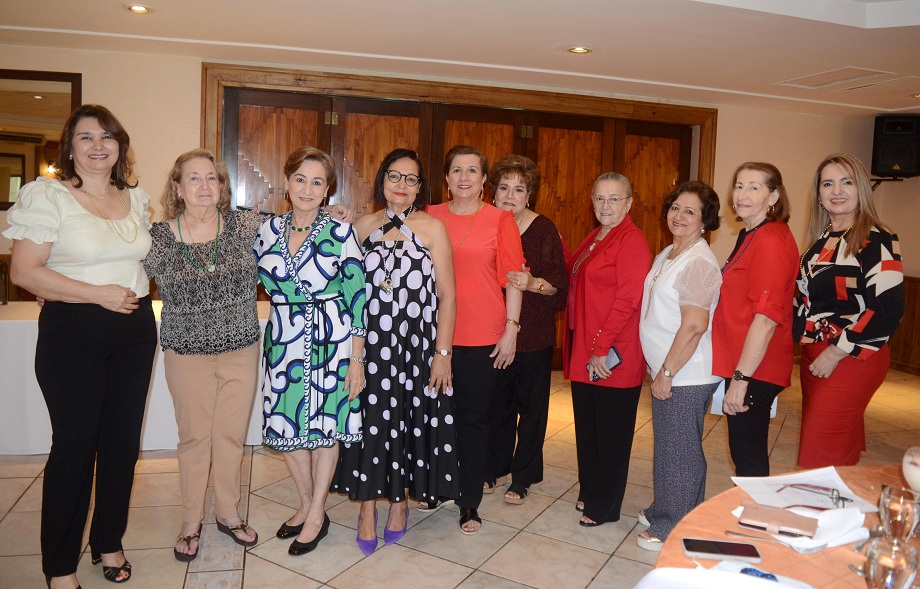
[656,465,908,588]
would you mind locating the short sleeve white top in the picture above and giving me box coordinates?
[2,176,153,297]
[639,242,722,386]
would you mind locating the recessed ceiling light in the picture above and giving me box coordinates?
[568,47,592,54]
[124,4,151,13]
[913,93,920,99]
[33,95,44,100]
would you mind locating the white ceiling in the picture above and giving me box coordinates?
[1,0,919,119]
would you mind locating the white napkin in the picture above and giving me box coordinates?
[634,567,799,589]
[731,505,866,551]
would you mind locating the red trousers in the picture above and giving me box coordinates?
[797,340,890,469]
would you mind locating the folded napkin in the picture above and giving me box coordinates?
[731,505,867,551]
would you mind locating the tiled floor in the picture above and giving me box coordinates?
[2,367,919,588]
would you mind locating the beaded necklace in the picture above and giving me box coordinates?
[445,199,483,252]
[799,223,852,279]
[378,206,413,294]
[178,212,221,272]
[645,237,704,318]
[79,184,140,244]
[721,218,769,275]
[285,210,324,247]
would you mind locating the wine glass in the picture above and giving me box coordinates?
[879,486,919,544]
[866,538,918,589]
[903,447,920,492]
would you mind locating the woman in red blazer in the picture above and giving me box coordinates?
[564,172,652,526]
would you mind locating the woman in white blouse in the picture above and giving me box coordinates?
[636,181,722,552]
[4,105,157,589]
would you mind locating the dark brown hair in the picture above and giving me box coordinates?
[443,145,489,178]
[373,148,427,209]
[490,154,541,207]
[661,180,721,232]
[284,146,337,194]
[55,104,136,189]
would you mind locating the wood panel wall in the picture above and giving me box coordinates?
[890,275,920,376]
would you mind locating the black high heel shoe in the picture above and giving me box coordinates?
[288,514,330,556]
[90,550,132,583]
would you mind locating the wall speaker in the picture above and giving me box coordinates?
[872,115,920,178]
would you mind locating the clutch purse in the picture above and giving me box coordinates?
[738,501,818,538]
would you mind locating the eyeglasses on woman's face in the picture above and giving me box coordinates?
[386,170,421,187]
[592,195,631,206]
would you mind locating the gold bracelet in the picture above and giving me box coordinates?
[350,356,366,365]
[506,318,521,330]
[538,278,545,292]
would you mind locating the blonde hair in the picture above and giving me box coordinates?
[806,153,890,258]
[161,149,231,220]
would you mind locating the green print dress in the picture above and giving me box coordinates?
[255,210,367,451]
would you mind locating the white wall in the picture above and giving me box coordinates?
[3,43,916,274]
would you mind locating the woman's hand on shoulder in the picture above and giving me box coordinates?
[326,204,354,223]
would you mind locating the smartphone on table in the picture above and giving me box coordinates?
[681,537,762,563]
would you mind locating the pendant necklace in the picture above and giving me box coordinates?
[800,223,852,280]
[645,237,704,317]
[178,212,221,272]
[445,199,483,252]
[79,184,140,244]
[379,206,413,294]
[572,227,610,275]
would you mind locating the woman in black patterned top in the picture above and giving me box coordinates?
[795,153,905,468]
[144,149,264,560]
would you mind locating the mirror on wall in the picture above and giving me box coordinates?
[0,69,81,211]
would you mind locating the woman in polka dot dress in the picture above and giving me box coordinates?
[332,149,458,555]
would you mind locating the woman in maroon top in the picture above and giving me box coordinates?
[712,162,798,477]
[564,172,651,526]
[490,155,568,505]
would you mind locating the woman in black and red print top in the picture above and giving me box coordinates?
[795,153,904,469]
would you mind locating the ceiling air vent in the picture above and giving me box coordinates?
[0,132,46,145]
[777,67,891,90]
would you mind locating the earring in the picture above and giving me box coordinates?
[69,154,73,160]
[701,227,705,234]
[447,189,452,201]
[768,204,775,216]
[283,191,289,201]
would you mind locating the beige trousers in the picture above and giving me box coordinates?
[164,342,260,522]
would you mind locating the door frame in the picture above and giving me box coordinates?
[201,63,717,187]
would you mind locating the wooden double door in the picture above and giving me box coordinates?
[222,88,692,364]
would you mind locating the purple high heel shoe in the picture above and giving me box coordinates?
[356,509,378,556]
[383,502,409,545]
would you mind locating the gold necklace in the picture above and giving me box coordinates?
[79,184,140,244]
[644,237,704,317]
[445,199,483,252]
[800,223,852,279]
[572,236,603,275]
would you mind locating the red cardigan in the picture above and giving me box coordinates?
[563,216,651,387]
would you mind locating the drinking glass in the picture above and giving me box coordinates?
[904,447,920,493]
[879,486,919,544]
[865,538,918,589]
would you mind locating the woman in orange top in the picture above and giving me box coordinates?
[427,145,525,535]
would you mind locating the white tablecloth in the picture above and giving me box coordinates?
[0,301,267,455]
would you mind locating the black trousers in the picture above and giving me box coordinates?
[36,298,157,577]
[571,381,641,524]
[490,346,553,488]
[724,377,783,477]
[452,345,500,511]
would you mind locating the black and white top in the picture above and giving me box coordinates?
[144,209,264,355]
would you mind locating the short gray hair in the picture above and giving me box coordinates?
[593,172,632,199]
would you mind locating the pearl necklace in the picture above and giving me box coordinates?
[78,184,140,244]
[645,237,704,317]
[800,223,852,279]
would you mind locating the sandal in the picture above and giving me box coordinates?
[174,524,201,562]
[638,509,650,527]
[483,480,497,494]
[459,508,482,535]
[416,498,453,512]
[216,520,259,547]
[637,530,664,552]
[91,550,131,584]
[503,483,528,505]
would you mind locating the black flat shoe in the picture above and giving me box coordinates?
[579,518,603,527]
[46,575,82,589]
[288,514,330,556]
[276,520,304,539]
